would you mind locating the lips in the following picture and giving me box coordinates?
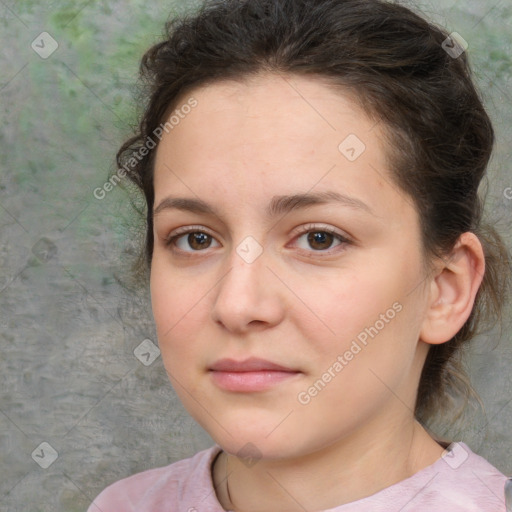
[208,357,302,392]
[209,357,298,372]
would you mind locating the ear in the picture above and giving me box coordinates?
[420,232,485,345]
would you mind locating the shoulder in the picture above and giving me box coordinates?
[415,441,510,511]
[334,441,510,512]
[87,444,223,512]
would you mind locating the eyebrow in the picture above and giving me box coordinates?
[153,191,375,218]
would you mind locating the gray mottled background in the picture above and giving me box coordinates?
[1,0,511,510]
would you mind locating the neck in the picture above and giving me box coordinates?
[213,419,445,512]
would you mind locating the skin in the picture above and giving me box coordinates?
[150,72,485,511]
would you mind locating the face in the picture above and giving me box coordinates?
[151,73,432,459]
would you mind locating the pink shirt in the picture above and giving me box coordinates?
[87,442,510,511]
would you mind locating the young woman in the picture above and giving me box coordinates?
[88,0,512,510]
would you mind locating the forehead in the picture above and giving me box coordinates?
[152,72,412,222]
[155,73,377,172]
[174,73,368,138]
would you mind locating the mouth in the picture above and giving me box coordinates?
[208,357,302,392]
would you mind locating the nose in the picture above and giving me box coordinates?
[210,243,285,334]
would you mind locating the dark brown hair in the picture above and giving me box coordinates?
[116,0,511,426]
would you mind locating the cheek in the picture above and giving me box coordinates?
[303,267,399,340]
[150,259,207,356]
[298,297,419,424]
[150,264,212,407]
[304,257,422,368]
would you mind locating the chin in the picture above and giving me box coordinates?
[219,437,296,461]
[202,419,309,460]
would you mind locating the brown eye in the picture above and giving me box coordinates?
[293,225,349,255]
[166,228,220,253]
[186,232,213,250]
[306,231,336,251]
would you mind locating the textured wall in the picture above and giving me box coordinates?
[1,0,511,510]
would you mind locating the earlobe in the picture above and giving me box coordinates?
[420,232,485,345]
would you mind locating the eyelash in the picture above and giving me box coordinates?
[164,223,351,257]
